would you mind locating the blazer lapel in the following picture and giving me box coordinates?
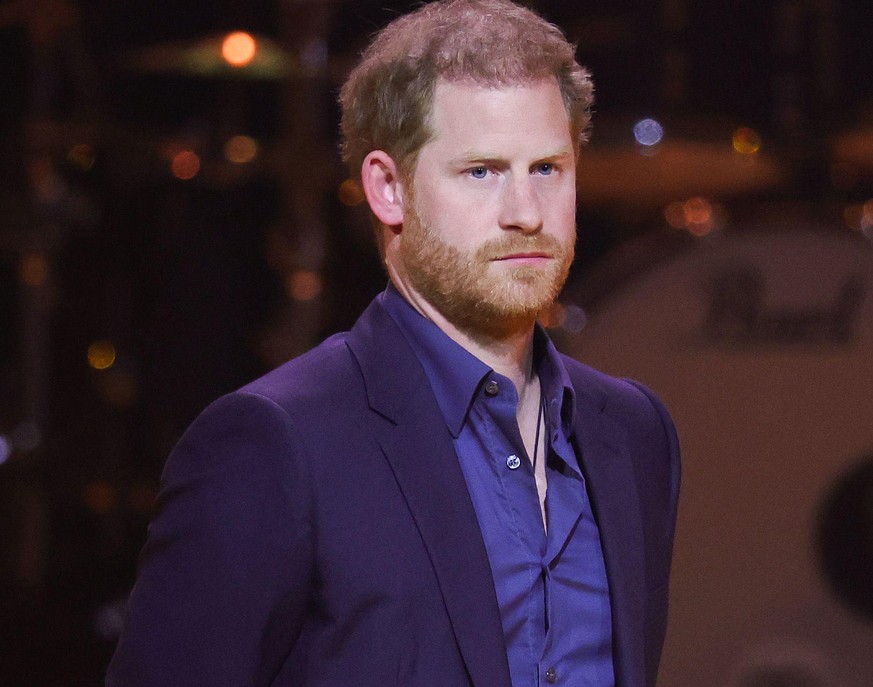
[572,384,646,687]
[347,299,512,687]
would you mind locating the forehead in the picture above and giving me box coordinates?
[423,77,573,156]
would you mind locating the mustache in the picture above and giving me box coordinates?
[474,234,565,261]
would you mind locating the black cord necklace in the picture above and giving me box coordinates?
[531,388,545,471]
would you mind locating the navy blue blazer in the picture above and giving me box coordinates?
[107,295,680,687]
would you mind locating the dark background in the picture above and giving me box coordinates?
[1,1,872,684]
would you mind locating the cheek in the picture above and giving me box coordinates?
[416,198,486,249]
[548,198,577,239]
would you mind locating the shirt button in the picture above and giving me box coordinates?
[545,667,557,683]
[506,454,521,470]
[484,379,499,396]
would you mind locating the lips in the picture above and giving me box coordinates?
[494,252,552,261]
[476,235,562,263]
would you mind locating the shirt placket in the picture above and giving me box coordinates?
[483,380,548,685]
[537,411,586,687]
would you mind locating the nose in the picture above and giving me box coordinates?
[498,175,542,234]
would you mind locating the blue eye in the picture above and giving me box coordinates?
[536,163,554,175]
[469,167,488,179]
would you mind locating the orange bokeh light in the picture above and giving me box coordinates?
[732,127,762,155]
[224,135,258,164]
[171,150,201,180]
[88,340,117,370]
[20,253,49,287]
[221,31,257,68]
[338,179,365,207]
[83,482,119,515]
[684,197,714,236]
[664,198,717,236]
[286,270,322,301]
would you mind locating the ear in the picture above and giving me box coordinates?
[360,150,407,228]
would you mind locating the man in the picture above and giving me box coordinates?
[107,1,680,686]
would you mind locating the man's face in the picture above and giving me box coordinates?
[392,78,577,337]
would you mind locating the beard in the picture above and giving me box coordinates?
[400,197,575,339]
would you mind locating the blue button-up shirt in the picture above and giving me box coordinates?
[382,287,614,687]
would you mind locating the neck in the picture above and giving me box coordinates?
[392,280,540,404]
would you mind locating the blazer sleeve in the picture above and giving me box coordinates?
[627,379,681,551]
[106,391,315,687]
[625,379,681,687]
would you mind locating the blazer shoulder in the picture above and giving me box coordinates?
[237,331,365,414]
[559,353,668,419]
[559,353,680,492]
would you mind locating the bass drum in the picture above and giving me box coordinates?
[558,228,873,687]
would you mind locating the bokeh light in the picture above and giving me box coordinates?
[224,135,258,164]
[171,150,201,180]
[11,422,41,452]
[286,269,322,301]
[539,302,587,333]
[301,38,328,71]
[221,31,257,67]
[98,370,138,408]
[28,156,63,203]
[88,340,117,370]
[67,143,96,171]
[20,253,48,287]
[633,118,664,147]
[664,201,686,229]
[83,482,119,515]
[664,197,718,236]
[541,302,566,329]
[844,200,873,238]
[561,305,588,334]
[338,179,365,207]
[733,127,762,154]
[0,435,11,465]
[92,600,126,641]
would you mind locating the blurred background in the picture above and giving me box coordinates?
[1,0,872,685]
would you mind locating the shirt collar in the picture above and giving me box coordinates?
[379,284,577,438]
[532,324,577,437]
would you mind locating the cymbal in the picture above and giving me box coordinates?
[577,139,785,206]
[120,33,295,81]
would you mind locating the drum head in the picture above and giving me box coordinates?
[560,229,873,687]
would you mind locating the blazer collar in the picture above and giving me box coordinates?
[571,374,646,687]
[346,297,513,687]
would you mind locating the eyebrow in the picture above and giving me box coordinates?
[451,149,575,166]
